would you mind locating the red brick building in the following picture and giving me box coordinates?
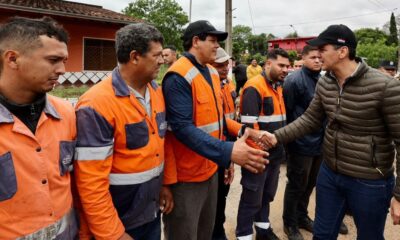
[0,0,140,85]
[268,36,315,54]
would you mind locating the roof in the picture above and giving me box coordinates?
[0,0,140,24]
[268,36,315,43]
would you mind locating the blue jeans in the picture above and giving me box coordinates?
[126,212,161,240]
[313,162,394,240]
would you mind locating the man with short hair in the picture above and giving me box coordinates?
[211,47,237,240]
[74,23,169,240]
[264,24,400,239]
[162,20,269,240]
[162,45,178,67]
[247,59,263,80]
[233,60,248,96]
[0,16,77,239]
[378,60,397,77]
[282,45,347,240]
[236,48,290,240]
[293,59,304,70]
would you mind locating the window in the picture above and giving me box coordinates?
[84,38,116,71]
[273,43,279,48]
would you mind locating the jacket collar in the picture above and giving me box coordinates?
[301,66,321,82]
[112,67,159,97]
[0,95,60,124]
[326,58,369,83]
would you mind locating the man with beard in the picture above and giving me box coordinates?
[236,48,290,240]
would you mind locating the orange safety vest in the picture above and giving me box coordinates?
[0,95,76,239]
[240,74,286,132]
[163,56,241,184]
[221,78,237,121]
[74,68,165,239]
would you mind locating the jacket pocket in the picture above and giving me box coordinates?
[155,112,167,138]
[262,97,274,115]
[125,120,149,149]
[0,152,17,201]
[59,140,77,176]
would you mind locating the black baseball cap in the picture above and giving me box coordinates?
[380,60,397,70]
[307,24,357,49]
[182,20,228,41]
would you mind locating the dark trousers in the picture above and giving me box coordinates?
[283,154,322,227]
[163,172,218,240]
[213,167,231,236]
[126,212,161,240]
[236,162,281,237]
[313,162,394,240]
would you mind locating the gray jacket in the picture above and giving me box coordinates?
[275,61,400,200]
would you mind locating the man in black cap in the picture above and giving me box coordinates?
[162,20,270,240]
[378,60,397,77]
[261,24,400,239]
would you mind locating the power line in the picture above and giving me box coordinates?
[247,0,255,34]
[255,7,398,30]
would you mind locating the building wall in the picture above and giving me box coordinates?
[0,10,124,72]
[268,37,315,53]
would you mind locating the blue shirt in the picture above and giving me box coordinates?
[162,52,233,168]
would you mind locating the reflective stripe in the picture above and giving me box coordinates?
[184,67,200,85]
[17,209,76,240]
[109,162,164,185]
[209,67,219,76]
[197,119,222,134]
[258,114,286,123]
[75,144,114,161]
[237,234,253,240]
[224,112,235,120]
[240,115,258,123]
[254,222,270,229]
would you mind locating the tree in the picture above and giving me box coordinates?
[232,25,252,60]
[354,28,388,45]
[122,0,189,51]
[357,39,398,68]
[388,12,399,46]
[248,33,268,56]
[285,32,298,38]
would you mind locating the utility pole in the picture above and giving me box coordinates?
[189,0,192,22]
[225,0,232,56]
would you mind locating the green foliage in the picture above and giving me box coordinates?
[388,12,399,46]
[247,53,265,65]
[248,33,268,56]
[357,39,398,68]
[285,32,298,38]
[50,85,90,98]
[122,0,189,51]
[287,50,299,64]
[354,28,388,45]
[232,25,252,60]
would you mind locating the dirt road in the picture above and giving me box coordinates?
[223,164,398,240]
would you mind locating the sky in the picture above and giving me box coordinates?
[72,0,399,38]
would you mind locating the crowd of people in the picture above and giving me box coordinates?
[0,15,399,240]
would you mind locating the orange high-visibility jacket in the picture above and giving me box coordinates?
[74,68,166,240]
[0,96,76,239]
[240,73,286,132]
[221,78,237,121]
[163,57,241,184]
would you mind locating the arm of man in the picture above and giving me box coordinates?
[283,75,298,123]
[74,106,126,240]
[382,78,400,225]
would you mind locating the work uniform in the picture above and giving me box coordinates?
[162,53,242,240]
[236,72,286,239]
[74,68,166,240]
[0,95,77,239]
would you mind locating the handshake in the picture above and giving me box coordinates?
[230,127,278,174]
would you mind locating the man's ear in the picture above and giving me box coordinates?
[4,50,19,69]
[192,36,200,49]
[129,50,139,64]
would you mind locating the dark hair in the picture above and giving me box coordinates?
[266,48,289,60]
[302,45,319,56]
[183,33,208,51]
[333,45,356,60]
[116,23,164,64]
[164,45,176,52]
[0,16,68,72]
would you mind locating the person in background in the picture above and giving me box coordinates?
[378,60,397,78]
[293,59,304,70]
[282,45,347,240]
[233,60,248,96]
[237,48,290,240]
[247,58,263,80]
[162,45,178,67]
[0,16,77,239]
[211,47,237,240]
[74,22,169,240]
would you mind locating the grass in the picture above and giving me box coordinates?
[50,85,90,98]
